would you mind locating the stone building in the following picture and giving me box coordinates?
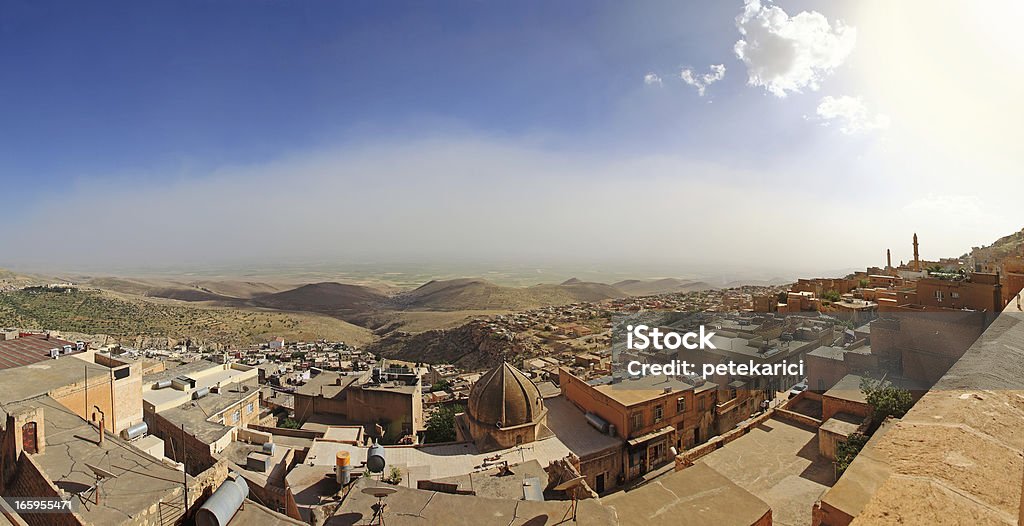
[456,362,549,452]
[559,367,717,482]
[292,363,424,444]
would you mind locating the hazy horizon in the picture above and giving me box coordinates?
[3,1,1022,273]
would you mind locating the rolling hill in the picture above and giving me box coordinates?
[387,278,626,311]
[251,282,388,313]
[611,278,715,296]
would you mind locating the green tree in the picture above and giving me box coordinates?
[423,404,464,443]
[860,377,913,422]
[835,432,869,476]
[384,466,403,485]
[858,279,870,288]
[430,379,453,392]
[278,417,301,429]
[822,290,842,303]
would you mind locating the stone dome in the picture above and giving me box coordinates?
[467,362,545,428]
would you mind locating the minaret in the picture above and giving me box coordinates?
[913,233,920,271]
[886,249,892,270]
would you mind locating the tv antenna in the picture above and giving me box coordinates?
[360,486,396,526]
[554,475,586,523]
[83,462,118,505]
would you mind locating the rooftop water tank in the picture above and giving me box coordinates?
[120,421,148,441]
[195,474,249,526]
[584,412,609,434]
[366,443,386,473]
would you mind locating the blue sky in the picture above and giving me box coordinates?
[2,0,1021,276]
[0,1,822,187]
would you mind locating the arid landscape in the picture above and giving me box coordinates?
[0,266,763,359]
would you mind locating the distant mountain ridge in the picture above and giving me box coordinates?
[386,278,624,311]
[611,277,714,296]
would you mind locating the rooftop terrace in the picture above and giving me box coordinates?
[6,396,190,526]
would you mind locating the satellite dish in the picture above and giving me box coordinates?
[555,475,587,523]
[362,486,396,526]
[360,487,397,499]
[85,463,118,480]
[83,463,118,505]
[553,476,585,492]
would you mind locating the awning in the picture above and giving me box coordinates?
[627,425,674,447]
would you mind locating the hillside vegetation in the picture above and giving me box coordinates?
[0,288,374,347]
[971,228,1024,262]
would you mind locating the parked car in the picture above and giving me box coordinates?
[788,381,808,399]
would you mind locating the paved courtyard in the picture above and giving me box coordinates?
[698,416,835,526]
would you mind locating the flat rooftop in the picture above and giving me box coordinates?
[304,435,573,487]
[544,396,623,458]
[808,346,846,361]
[294,371,365,398]
[823,374,869,404]
[699,416,835,526]
[0,334,80,370]
[604,462,771,526]
[8,396,190,526]
[143,361,255,410]
[0,356,110,417]
[592,374,716,406]
[155,378,260,443]
[428,459,549,500]
[328,477,616,525]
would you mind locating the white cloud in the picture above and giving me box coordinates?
[816,95,890,134]
[643,73,663,86]
[679,64,725,96]
[734,0,856,97]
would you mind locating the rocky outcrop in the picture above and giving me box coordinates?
[367,319,541,370]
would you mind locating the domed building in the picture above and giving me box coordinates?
[456,362,550,452]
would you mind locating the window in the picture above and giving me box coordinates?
[676,397,686,413]
[730,388,737,400]
[698,397,705,411]
[232,410,241,423]
[246,402,254,414]
[653,404,663,423]
[951,292,960,299]
[935,290,944,302]
[631,412,643,431]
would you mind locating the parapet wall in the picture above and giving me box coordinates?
[840,309,1024,525]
